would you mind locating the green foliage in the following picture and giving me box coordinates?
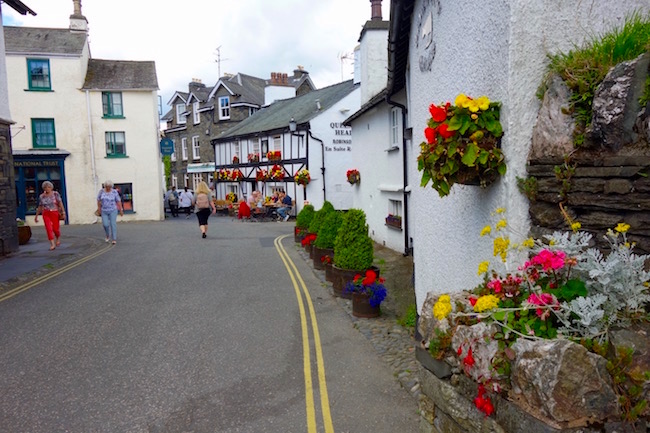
[397,304,417,331]
[333,209,374,270]
[295,204,315,229]
[308,201,335,234]
[554,159,576,201]
[545,11,650,146]
[428,328,453,360]
[314,210,343,249]
[605,346,650,422]
[640,75,650,107]
[516,176,538,202]
[163,155,171,188]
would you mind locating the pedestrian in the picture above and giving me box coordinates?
[96,180,123,245]
[179,187,194,218]
[276,190,293,222]
[192,181,216,238]
[34,180,65,251]
[165,185,179,217]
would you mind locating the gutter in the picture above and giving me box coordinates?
[385,95,412,257]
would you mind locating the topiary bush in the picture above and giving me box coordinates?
[296,204,315,230]
[333,209,374,270]
[314,210,342,249]
[308,201,335,235]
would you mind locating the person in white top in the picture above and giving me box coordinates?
[179,187,194,218]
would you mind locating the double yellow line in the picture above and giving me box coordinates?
[274,235,334,433]
[0,243,113,303]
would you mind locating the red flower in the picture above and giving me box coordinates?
[428,104,447,122]
[473,384,495,416]
[362,269,377,286]
[437,123,455,139]
[424,127,436,144]
[463,347,475,368]
[469,297,477,307]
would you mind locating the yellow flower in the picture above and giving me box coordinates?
[480,225,492,237]
[522,237,534,248]
[433,295,452,320]
[493,237,510,262]
[615,223,630,233]
[496,219,507,231]
[467,99,480,113]
[455,93,469,108]
[477,261,489,275]
[571,222,581,232]
[474,295,500,313]
[476,96,490,110]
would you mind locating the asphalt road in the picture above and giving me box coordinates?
[0,216,418,433]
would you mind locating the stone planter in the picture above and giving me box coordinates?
[312,246,334,270]
[18,225,32,245]
[351,292,380,318]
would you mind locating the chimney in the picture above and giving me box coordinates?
[188,78,205,92]
[370,0,382,21]
[293,65,309,79]
[282,73,288,85]
[70,0,88,32]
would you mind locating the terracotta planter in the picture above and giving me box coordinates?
[351,292,380,318]
[312,246,334,270]
[18,225,32,245]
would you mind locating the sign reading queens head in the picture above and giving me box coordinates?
[325,122,352,152]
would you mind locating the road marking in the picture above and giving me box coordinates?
[274,235,335,433]
[0,244,113,303]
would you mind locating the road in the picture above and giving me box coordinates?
[0,216,419,433]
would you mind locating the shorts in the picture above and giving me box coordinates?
[196,208,211,225]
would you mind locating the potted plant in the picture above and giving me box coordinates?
[347,169,360,185]
[294,204,315,243]
[321,254,335,282]
[269,164,284,181]
[301,233,317,256]
[345,269,387,318]
[294,169,311,187]
[17,218,31,245]
[417,93,506,197]
[332,209,374,298]
[309,202,337,269]
[232,155,240,164]
[256,169,268,182]
[247,153,260,163]
[267,150,281,161]
[226,192,237,203]
[385,214,402,229]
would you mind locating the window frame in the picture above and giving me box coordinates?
[105,131,127,157]
[181,137,188,161]
[192,173,202,190]
[102,91,124,118]
[31,118,56,148]
[191,135,200,160]
[192,102,200,124]
[27,58,51,91]
[390,107,400,147]
[171,174,178,188]
[176,103,187,124]
[218,96,230,120]
[170,140,177,162]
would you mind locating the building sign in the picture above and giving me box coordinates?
[187,162,216,173]
[326,122,352,152]
[160,138,174,156]
[14,160,60,167]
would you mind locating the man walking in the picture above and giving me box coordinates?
[165,186,179,217]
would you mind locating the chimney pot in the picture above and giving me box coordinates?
[370,0,382,21]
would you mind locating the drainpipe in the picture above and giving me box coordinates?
[86,90,99,209]
[386,95,411,256]
[307,129,325,203]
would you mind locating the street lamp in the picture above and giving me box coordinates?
[289,118,297,132]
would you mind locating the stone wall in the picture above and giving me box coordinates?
[0,120,18,255]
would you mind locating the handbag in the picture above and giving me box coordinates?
[59,208,66,221]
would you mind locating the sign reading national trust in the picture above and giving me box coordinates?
[325,122,352,152]
[160,138,174,156]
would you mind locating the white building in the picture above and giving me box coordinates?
[5,1,163,224]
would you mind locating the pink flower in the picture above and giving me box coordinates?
[531,249,566,271]
[487,279,503,293]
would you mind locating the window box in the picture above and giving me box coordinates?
[385,214,402,229]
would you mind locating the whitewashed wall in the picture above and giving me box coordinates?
[359,29,388,106]
[408,0,650,313]
[0,8,11,122]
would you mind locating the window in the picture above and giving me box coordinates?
[192,173,202,190]
[272,135,282,151]
[193,102,200,124]
[102,92,124,118]
[114,183,133,212]
[27,58,51,90]
[105,132,126,156]
[170,140,177,162]
[181,137,188,161]
[234,141,240,161]
[31,119,56,148]
[261,138,269,156]
[176,103,187,124]
[171,174,178,188]
[390,107,400,147]
[192,136,200,160]
[218,96,230,120]
[253,139,261,156]
[389,199,402,217]
[184,174,189,188]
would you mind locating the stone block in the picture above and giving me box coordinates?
[603,179,633,194]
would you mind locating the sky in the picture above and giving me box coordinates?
[3,0,390,116]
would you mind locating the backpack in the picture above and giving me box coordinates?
[196,193,209,209]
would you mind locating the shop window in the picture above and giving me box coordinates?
[114,183,133,212]
[102,92,124,118]
[31,118,56,148]
[27,58,51,90]
[106,131,126,157]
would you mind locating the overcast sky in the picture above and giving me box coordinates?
[3,0,390,116]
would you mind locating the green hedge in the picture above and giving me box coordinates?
[333,209,373,270]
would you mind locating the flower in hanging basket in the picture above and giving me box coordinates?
[295,169,311,186]
[417,94,506,197]
[270,164,284,181]
[232,155,240,164]
[231,169,244,181]
[346,169,360,185]
[267,150,281,161]
[247,153,260,163]
[217,169,229,181]
[256,169,268,182]
[344,269,387,308]
[226,192,237,202]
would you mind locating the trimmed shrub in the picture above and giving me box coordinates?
[308,201,335,234]
[314,210,343,249]
[333,209,374,270]
[296,204,315,230]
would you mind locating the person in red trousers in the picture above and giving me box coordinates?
[34,181,65,250]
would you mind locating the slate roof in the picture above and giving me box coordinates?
[219,73,266,106]
[82,59,159,90]
[212,80,358,143]
[3,26,87,56]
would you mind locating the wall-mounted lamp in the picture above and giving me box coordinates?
[289,118,297,132]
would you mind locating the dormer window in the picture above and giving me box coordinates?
[192,102,200,124]
[176,103,187,124]
[218,96,230,120]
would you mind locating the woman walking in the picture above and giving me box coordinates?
[192,181,216,238]
[96,180,123,245]
[34,181,65,251]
